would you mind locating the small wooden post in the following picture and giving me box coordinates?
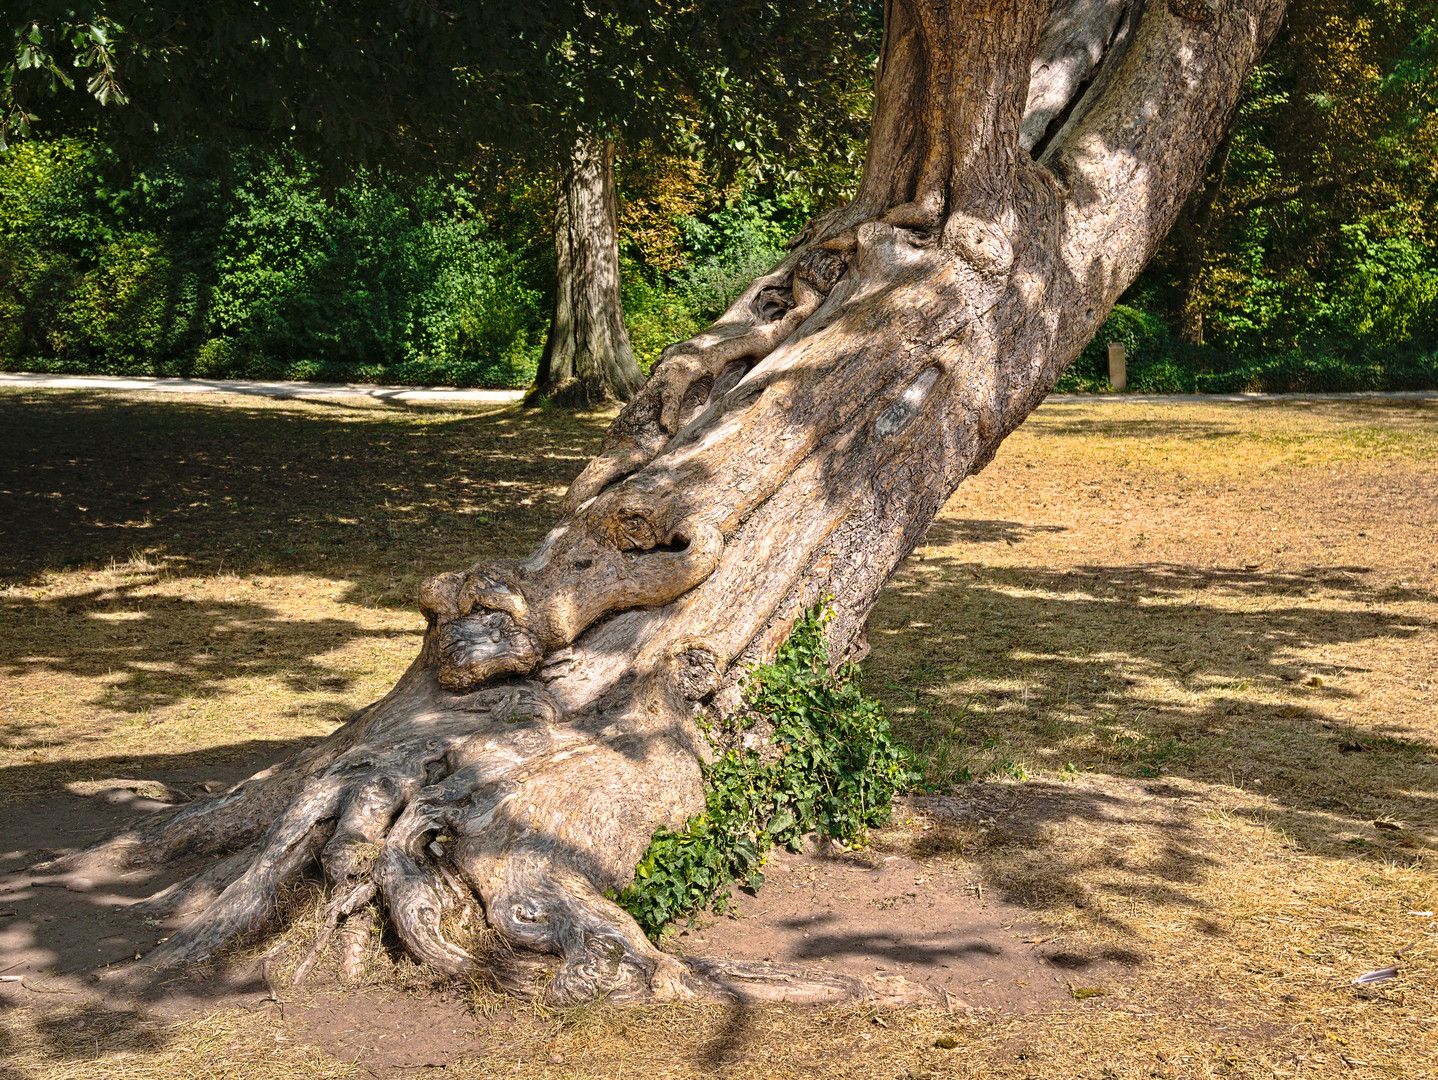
[1107,341,1127,391]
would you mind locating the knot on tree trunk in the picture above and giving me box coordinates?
[668,638,724,702]
[943,212,1015,275]
[420,510,725,692]
[794,247,850,297]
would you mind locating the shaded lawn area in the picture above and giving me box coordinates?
[0,390,610,791]
[0,389,1435,1079]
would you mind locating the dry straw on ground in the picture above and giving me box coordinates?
[1,390,1434,1078]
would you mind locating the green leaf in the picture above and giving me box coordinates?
[766,810,795,835]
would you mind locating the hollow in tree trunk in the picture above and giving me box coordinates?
[50,0,1289,1004]
[530,133,646,408]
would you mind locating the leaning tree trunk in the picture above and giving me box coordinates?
[51,0,1288,1005]
[530,132,646,408]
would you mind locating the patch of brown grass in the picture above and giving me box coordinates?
[0,1002,360,1079]
[0,391,614,800]
[2,391,1436,1078]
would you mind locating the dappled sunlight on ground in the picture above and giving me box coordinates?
[866,400,1438,862]
[1,391,1434,1079]
[840,398,1437,1078]
[0,390,615,797]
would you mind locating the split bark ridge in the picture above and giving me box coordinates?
[530,132,647,407]
[48,0,1289,1005]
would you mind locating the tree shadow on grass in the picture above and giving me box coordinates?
[936,519,1069,545]
[0,390,614,769]
[0,740,313,1043]
[909,777,1224,941]
[1026,396,1438,441]
[776,912,1006,965]
[0,390,613,592]
[866,531,1437,918]
[0,574,415,721]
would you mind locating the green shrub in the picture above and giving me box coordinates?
[668,194,810,320]
[205,156,542,385]
[622,266,704,370]
[0,141,543,387]
[617,605,914,939]
[1129,358,1195,394]
[620,188,823,368]
[1055,290,1438,395]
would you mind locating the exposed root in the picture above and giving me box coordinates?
[143,815,336,969]
[78,651,950,1009]
[681,957,950,1007]
[133,843,259,919]
[476,859,699,1005]
[372,768,489,977]
[290,882,376,986]
[36,705,374,875]
[337,913,370,982]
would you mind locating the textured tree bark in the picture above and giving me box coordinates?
[48,0,1289,1004]
[531,133,646,407]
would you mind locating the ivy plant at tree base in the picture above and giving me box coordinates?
[617,605,913,940]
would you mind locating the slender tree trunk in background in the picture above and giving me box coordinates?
[1173,127,1237,345]
[55,0,1289,1005]
[530,133,645,407]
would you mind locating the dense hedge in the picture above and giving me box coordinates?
[0,141,543,387]
[3,139,1435,393]
[1056,304,1438,394]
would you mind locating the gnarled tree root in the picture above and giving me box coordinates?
[36,0,1281,1010]
[48,667,948,1008]
[681,958,949,1008]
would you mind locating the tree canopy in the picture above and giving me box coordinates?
[4,0,1435,393]
[5,2,880,178]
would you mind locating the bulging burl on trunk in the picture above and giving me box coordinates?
[44,0,1288,1004]
[418,497,724,690]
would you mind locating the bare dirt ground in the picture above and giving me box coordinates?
[0,389,1434,1079]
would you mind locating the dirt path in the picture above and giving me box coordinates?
[0,371,526,402]
[0,769,1111,1006]
[0,767,1128,1077]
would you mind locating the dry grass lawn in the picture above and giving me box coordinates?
[1,389,1434,1079]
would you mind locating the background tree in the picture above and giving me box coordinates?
[39,0,1295,1005]
[1138,0,1438,352]
[5,2,880,406]
[8,1,1434,395]
[537,5,879,405]
[499,3,879,405]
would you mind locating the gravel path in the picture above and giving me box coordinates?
[2,370,1435,404]
[0,371,526,403]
